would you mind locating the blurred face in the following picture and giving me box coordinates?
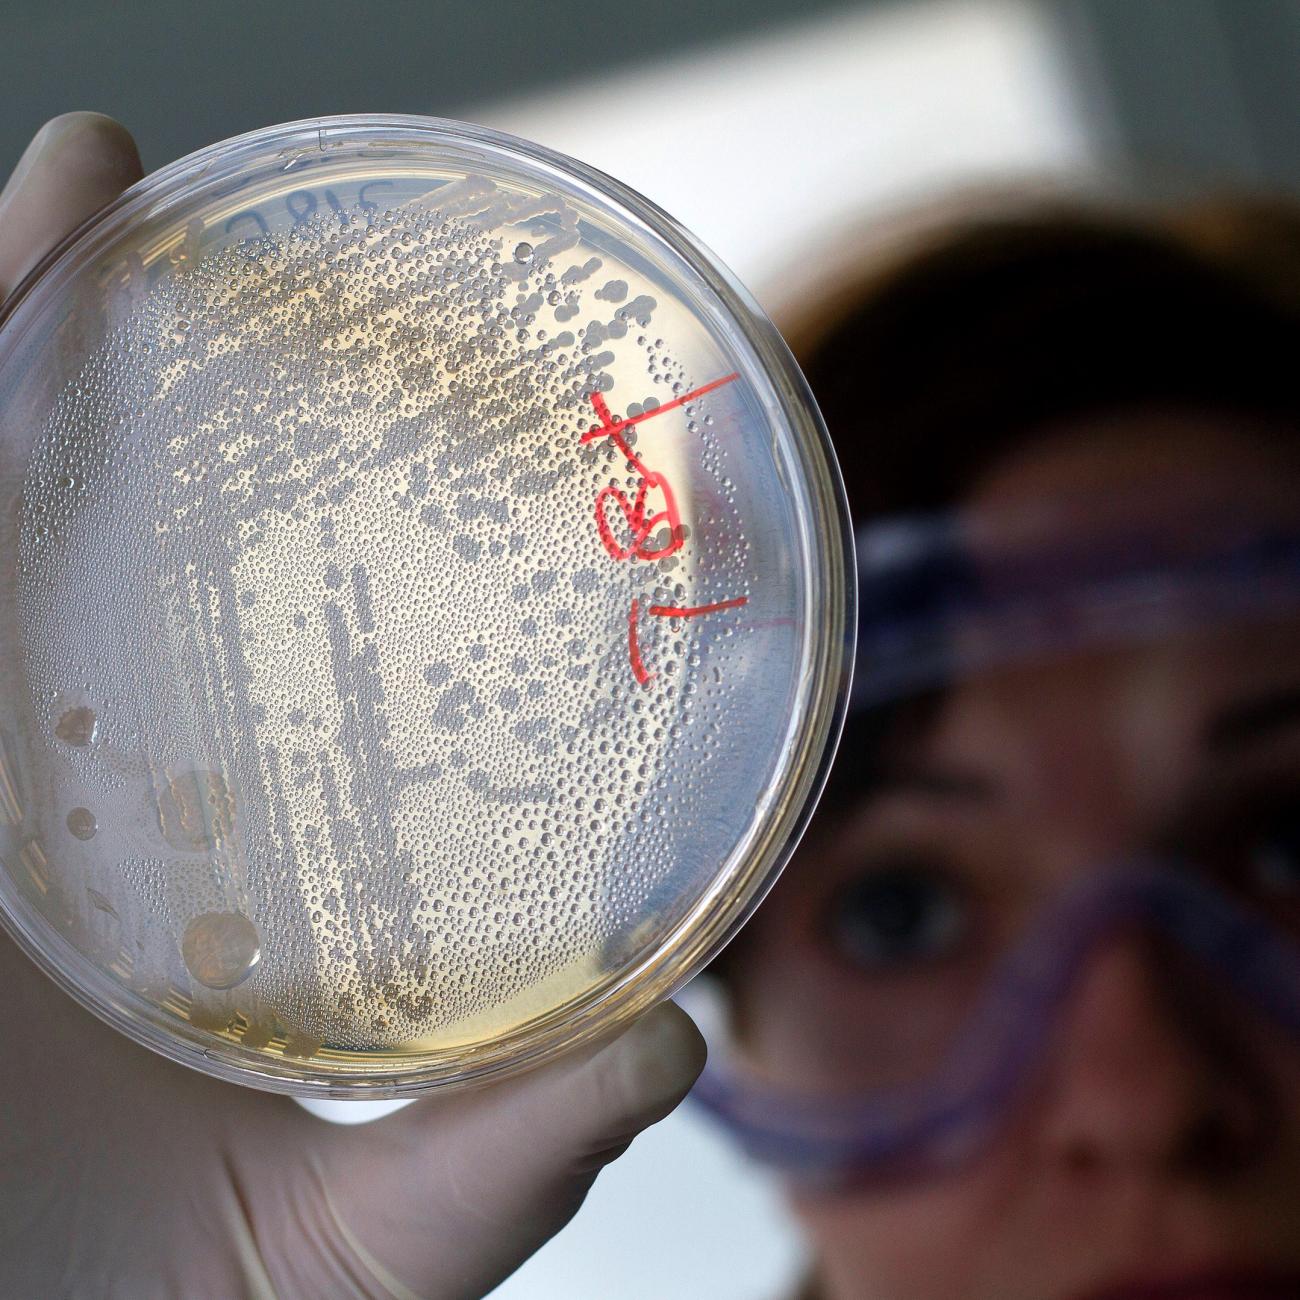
[727,412,1300,1300]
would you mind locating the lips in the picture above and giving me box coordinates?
[1078,1270,1300,1300]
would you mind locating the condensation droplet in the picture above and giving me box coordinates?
[66,807,97,840]
[513,242,534,265]
[182,911,262,990]
[55,706,98,746]
[86,888,118,919]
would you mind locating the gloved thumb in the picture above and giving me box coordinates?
[317,1001,707,1299]
[0,112,142,301]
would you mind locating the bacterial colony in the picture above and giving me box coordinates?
[9,175,756,1060]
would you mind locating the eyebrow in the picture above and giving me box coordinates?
[1205,685,1300,752]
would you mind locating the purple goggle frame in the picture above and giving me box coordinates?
[691,863,1300,1186]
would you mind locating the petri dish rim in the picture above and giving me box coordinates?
[0,113,855,1096]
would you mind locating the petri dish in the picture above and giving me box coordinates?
[0,115,853,1097]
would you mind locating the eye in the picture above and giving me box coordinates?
[1247,807,1300,897]
[821,866,968,971]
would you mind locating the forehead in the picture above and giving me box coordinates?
[965,407,1300,528]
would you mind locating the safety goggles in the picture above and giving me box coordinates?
[690,501,1300,1185]
[691,861,1300,1185]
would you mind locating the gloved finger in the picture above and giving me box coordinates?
[0,113,142,302]
[320,1001,707,1300]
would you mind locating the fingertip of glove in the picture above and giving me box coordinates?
[0,112,145,300]
[600,1001,708,1132]
[45,112,142,184]
[2,113,141,208]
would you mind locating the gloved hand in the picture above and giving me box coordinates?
[0,114,706,1300]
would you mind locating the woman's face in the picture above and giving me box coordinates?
[728,412,1300,1300]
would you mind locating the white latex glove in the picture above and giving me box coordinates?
[0,114,706,1300]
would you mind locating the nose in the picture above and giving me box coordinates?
[1038,928,1273,1180]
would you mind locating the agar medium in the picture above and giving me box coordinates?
[0,116,852,1096]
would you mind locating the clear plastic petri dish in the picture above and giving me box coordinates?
[0,115,853,1098]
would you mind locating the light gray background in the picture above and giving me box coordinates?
[3,1,1298,191]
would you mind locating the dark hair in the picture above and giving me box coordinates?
[788,197,1300,524]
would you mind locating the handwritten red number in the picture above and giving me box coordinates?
[579,375,745,683]
[594,472,683,562]
[628,598,653,685]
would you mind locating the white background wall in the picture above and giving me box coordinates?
[476,0,1093,296]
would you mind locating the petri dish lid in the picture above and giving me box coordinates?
[0,115,853,1096]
